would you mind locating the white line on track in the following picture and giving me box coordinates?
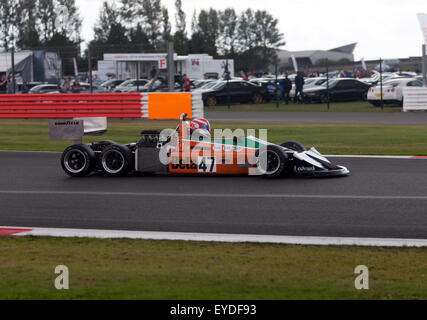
[325,155,425,159]
[1,150,427,159]
[1,190,427,200]
[2,226,427,247]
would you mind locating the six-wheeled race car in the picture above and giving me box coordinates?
[60,114,349,179]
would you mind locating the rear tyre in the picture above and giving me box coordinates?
[205,96,217,107]
[100,144,133,177]
[256,145,288,179]
[252,93,263,104]
[61,144,95,177]
[281,141,306,152]
[319,94,328,104]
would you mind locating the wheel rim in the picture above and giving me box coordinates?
[253,94,262,104]
[64,150,87,174]
[102,150,125,174]
[259,150,281,174]
[207,97,216,106]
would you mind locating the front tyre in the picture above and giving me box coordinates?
[61,144,95,177]
[100,144,134,177]
[205,95,217,107]
[256,145,288,179]
[281,141,306,152]
[252,93,263,104]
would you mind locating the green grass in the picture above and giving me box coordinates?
[1,119,427,155]
[0,237,426,300]
[210,100,400,112]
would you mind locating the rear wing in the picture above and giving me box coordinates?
[49,117,107,144]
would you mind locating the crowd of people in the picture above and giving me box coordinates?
[0,75,30,94]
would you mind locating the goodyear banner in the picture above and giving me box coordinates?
[417,13,427,46]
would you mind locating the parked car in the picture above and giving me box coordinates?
[193,79,215,90]
[29,84,59,94]
[249,79,279,102]
[113,79,150,92]
[202,80,266,106]
[290,77,327,98]
[303,78,372,103]
[367,78,423,107]
[99,79,126,92]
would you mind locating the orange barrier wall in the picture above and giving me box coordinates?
[148,93,192,119]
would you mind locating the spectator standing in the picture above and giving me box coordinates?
[282,74,292,105]
[293,72,305,104]
[124,67,131,80]
[72,80,83,93]
[7,78,17,94]
[21,81,30,94]
[184,74,191,92]
[61,77,72,93]
[93,75,102,86]
[0,75,7,94]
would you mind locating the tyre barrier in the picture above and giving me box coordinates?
[0,92,203,119]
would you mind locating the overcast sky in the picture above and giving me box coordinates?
[76,0,427,60]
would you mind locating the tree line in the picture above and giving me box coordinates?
[0,0,285,73]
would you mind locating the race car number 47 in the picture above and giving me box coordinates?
[198,156,216,173]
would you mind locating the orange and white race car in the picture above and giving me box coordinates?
[60,113,349,179]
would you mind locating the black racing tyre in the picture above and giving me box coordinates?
[205,95,217,107]
[100,144,134,177]
[98,140,116,145]
[319,94,328,104]
[256,145,288,179]
[61,144,96,177]
[281,141,306,152]
[252,93,263,104]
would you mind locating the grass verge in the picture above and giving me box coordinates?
[209,101,400,112]
[1,119,427,155]
[0,236,426,300]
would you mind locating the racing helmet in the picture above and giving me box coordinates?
[190,118,211,141]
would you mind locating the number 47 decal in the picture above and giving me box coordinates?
[198,156,216,173]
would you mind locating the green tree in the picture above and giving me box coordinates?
[173,0,188,55]
[190,9,219,56]
[93,1,128,44]
[237,9,257,51]
[253,10,285,67]
[162,7,171,42]
[16,0,42,49]
[0,0,20,50]
[217,8,238,56]
[120,0,163,49]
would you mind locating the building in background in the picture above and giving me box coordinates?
[0,50,62,84]
[97,53,234,81]
[277,43,357,71]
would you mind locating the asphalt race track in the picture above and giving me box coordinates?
[206,111,427,125]
[1,151,427,240]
